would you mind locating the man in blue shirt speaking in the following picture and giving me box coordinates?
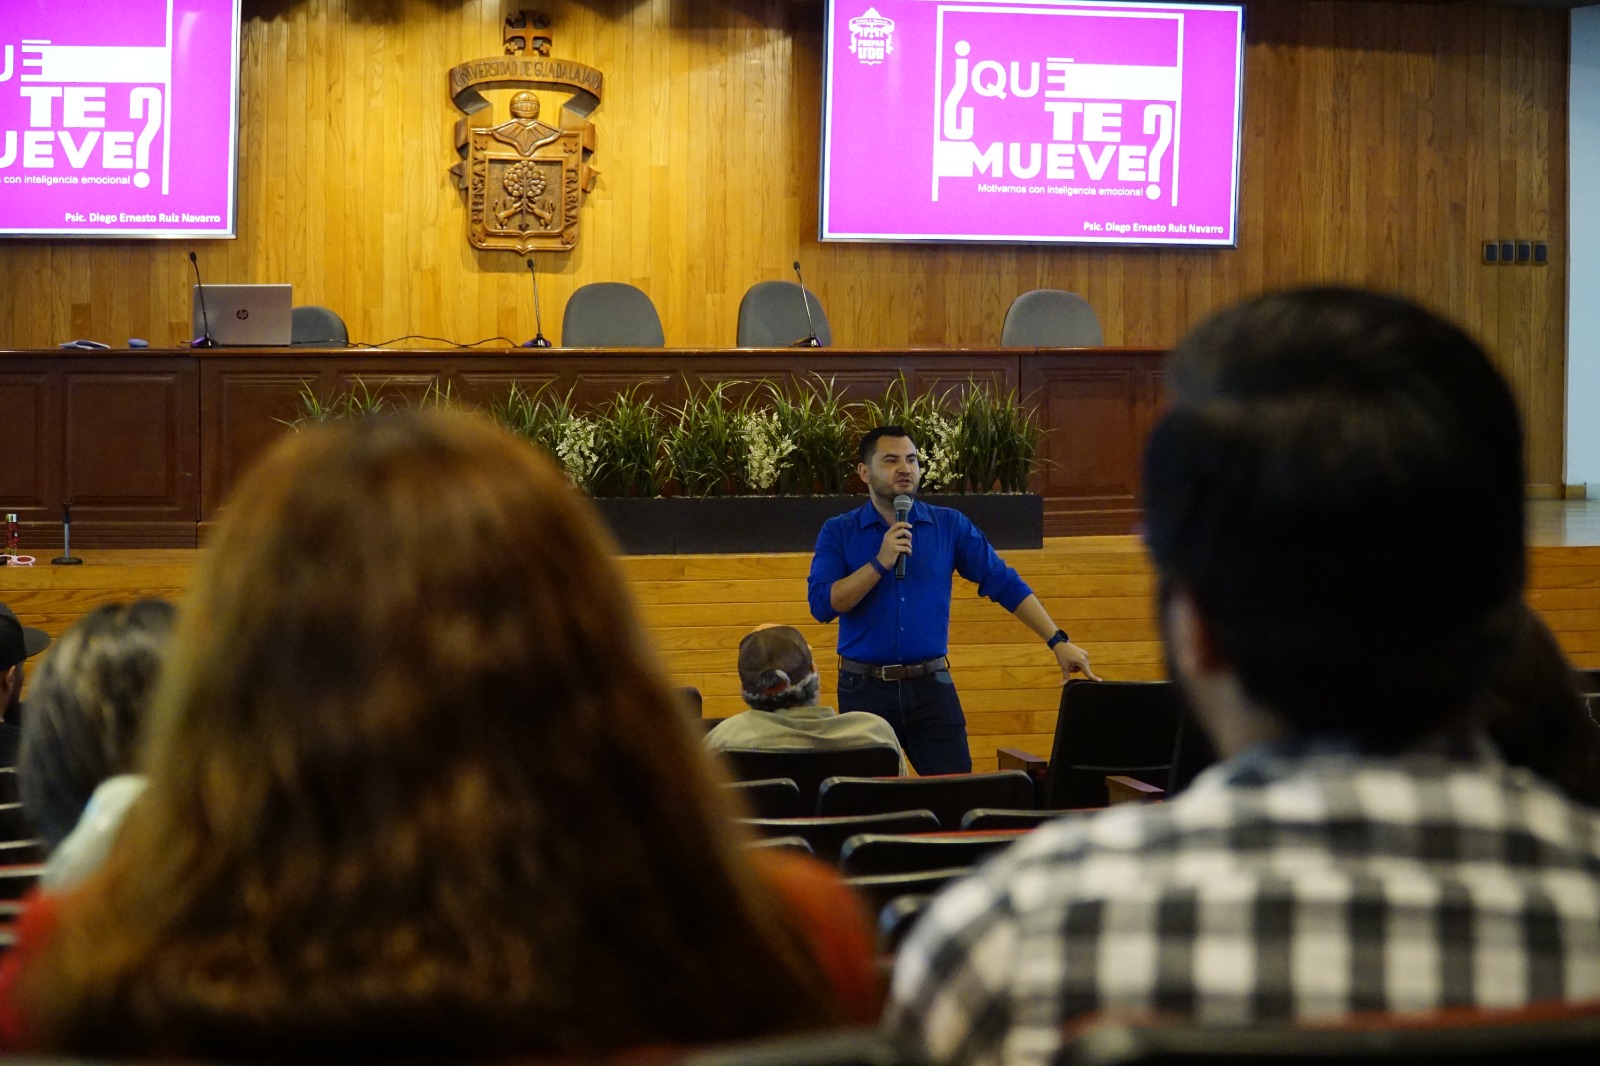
[806,426,1098,774]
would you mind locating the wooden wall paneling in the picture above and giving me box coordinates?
[1530,548,1600,666]
[1037,367,1142,531]
[571,370,677,408]
[24,536,1591,770]
[455,371,561,409]
[200,363,331,516]
[1526,10,1567,491]
[788,5,824,340]
[0,1,1572,481]
[908,367,1013,402]
[299,0,325,310]
[1463,11,1493,355]
[658,0,690,344]
[64,372,188,502]
[1432,10,1465,318]
[334,371,439,408]
[1023,350,1162,536]
[322,1,351,334]
[17,347,1161,540]
[361,10,390,345]
[0,372,56,519]
[57,360,199,546]
[1496,11,1521,428]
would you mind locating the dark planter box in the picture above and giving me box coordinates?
[592,494,1044,555]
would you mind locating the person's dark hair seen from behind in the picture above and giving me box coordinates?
[1477,606,1600,807]
[0,604,52,767]
[0,410,867,1059]
[19,599,175,850]
[888,289,1600,1064]
[1142,288,1525,751]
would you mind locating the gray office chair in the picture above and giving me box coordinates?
[290,305,349,347]
[561,282,666,347]
[736,280,832,347]
[1000,289,1103,347]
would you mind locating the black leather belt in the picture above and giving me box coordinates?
[840,655,950,681]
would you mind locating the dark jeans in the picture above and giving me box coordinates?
[836,669,972,775]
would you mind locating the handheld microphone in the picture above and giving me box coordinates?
[791,260,822,348]
[522,257,553,348]
[188,251,215,348]
[51,501,83,566]
[893,494,912,579]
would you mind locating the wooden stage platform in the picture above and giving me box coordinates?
[6,509,1599,770]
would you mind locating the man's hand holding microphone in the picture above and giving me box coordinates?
[877,495,914,578]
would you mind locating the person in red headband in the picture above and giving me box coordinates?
[705,623,909,775]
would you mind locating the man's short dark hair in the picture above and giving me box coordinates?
[859,425,916,464]
[1142,288,1525,750]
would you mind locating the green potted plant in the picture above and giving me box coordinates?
[762,375,855,495]
[589,386,667,498]
[951,381,1043,493]
[276,372,1043,553]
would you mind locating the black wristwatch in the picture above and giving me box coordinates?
[1047,629,1070,649]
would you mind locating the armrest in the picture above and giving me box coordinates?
[1105,775,1164,806]
[996,746,1049,783]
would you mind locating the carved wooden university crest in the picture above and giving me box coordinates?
[448,12,601,254]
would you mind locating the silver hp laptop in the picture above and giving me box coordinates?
[192,284,293,346]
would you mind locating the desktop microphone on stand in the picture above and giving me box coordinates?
[522,257,553,348]
[51,502,82,566]
[188,251,215,348]
[791,260,822,347]
[893,494,912,579]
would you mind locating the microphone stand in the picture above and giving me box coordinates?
[52,502,83,566]
[791,259,822,347]
[188,251,215,348]
[522,257,553,348]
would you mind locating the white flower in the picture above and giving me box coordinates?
[738,410,795,492]
[918,414,960,491]
[554,415,601,487]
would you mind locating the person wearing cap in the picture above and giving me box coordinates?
[705,624,909,775]
[806,425,1097,776]
[0,603,52,767]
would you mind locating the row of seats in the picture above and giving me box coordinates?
[717,679,1216,814]
[668,1006,1600,1064]
[724,763,1035,825]
[709,681,1219,957]
[0,770,46,951]
[288,285,1106,349]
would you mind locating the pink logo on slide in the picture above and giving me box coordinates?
[849,8,895,66]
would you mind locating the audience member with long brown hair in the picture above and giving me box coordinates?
[18,598,175,889]
[0,410,874,1059]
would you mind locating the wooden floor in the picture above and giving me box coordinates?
[5,499,1599,770]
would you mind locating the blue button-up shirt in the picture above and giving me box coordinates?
[807,499,1033,664]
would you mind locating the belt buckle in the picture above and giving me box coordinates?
[879,664,907,681]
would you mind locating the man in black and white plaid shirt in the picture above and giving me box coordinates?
[886,289,1600,1066]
